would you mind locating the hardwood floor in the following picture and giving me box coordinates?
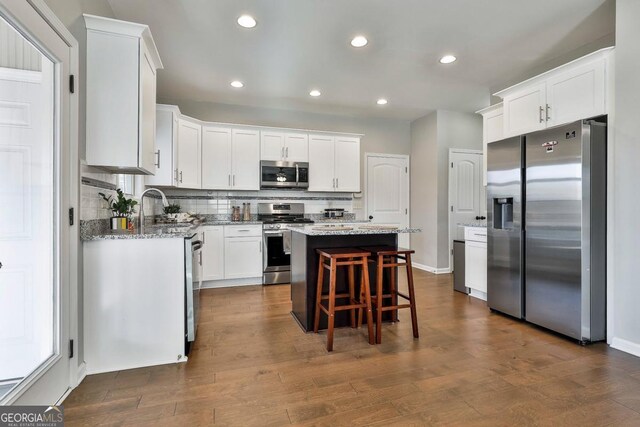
[64,270,640,426]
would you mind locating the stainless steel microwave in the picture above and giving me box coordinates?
[260,161,309,189]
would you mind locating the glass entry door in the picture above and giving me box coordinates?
[0,0,74,404]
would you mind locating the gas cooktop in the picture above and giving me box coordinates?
[259,216,315,224]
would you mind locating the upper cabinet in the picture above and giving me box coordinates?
[476,103,504,186]
[176,117,202,189]
[202,126,260,190]
[84,14,163,174]
[146,105,180,187]
[495,47,613,138]
[260,131,309,162]
[308,135,360,192]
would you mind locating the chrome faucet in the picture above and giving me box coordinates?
[139,188,169,233]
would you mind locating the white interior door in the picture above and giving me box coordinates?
[0,0,75,405]
[366,154,410,248]
[449,150,483,270]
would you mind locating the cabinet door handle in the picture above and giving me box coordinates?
[154,150,160,168]
[539,106,544,123]
[332,178,335,188]
[281,146,284,159]
[546,104,551,121]
[336,178,339,189]
[286,147,289,158]
[179,171,183,183]
[228,174,231,186]
[233,175,236,186]
[259,241,262,252]
[199,252,202,265]
[174,169,178,182]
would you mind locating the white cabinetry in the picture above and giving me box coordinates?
[496,47,612,138]
[335,137,361,192]
[260,131,309,162]
[476,103,504,186]
[84,14,163,174]
[232,129,261,190]
[223,225,262,279]
[146,105,179,186]
[464,227,487,301]
[176,117,202,189]
[201,226,224,281]
[202,126,260,190]
[308,134,360,192]
[502,83,547,137]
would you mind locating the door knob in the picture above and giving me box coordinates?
[368,215,373,220]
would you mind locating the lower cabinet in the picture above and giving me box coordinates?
[201,226,224,281]
[224,236,263,279]
[465,240,487,294]
[200,224,263,284]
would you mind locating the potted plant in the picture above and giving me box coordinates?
[99,189,138,231]
[163,203,182,221]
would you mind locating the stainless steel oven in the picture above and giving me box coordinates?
[259,203,313,285]
[263,226,292,285]
[260,161,309,189]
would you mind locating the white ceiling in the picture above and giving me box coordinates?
[106,0,614,121]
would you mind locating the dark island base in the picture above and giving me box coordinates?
[290,232,398,332]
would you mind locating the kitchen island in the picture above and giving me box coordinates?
[288,224,421,331]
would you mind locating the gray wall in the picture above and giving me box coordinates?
[612,0,640,353]
[410,110,483,269]
[436,111,483,267]
[410,112,439,267]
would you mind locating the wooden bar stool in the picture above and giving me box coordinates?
[313,248,375,351]
[359,246,419,344]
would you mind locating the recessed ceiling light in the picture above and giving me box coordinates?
[309,89,321,97]
[237,15,257,28]
[377,98,388,105]
[230,80,244,88]
[350,35,368,48]
[439,55,457,64]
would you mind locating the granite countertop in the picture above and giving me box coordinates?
[311,219,371,224]
[200,220,263,226]
[82,224,201,241]
[462,223,487,228]
[287,224,421,236]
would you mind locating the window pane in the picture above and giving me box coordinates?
[0,16,56,400]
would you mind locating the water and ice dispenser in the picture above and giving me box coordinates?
[493,198,514,230]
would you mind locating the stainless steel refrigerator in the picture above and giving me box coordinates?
[487,119,607,342]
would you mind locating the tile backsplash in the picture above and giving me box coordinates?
[81,178,358,221]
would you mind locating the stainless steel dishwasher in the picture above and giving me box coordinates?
[453,240,468,294]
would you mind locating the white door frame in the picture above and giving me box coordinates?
[448,148,482,271]
[364,152,410,224]
[0,0,79,404]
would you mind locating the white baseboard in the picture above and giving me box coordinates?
[201,277,262,289]
[611,337,640,358]
[76,361,87,386]
[412,262,451,275]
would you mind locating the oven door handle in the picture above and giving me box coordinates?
[263,231,284,236]
[191,240,203,251]
[295,163,299,186]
